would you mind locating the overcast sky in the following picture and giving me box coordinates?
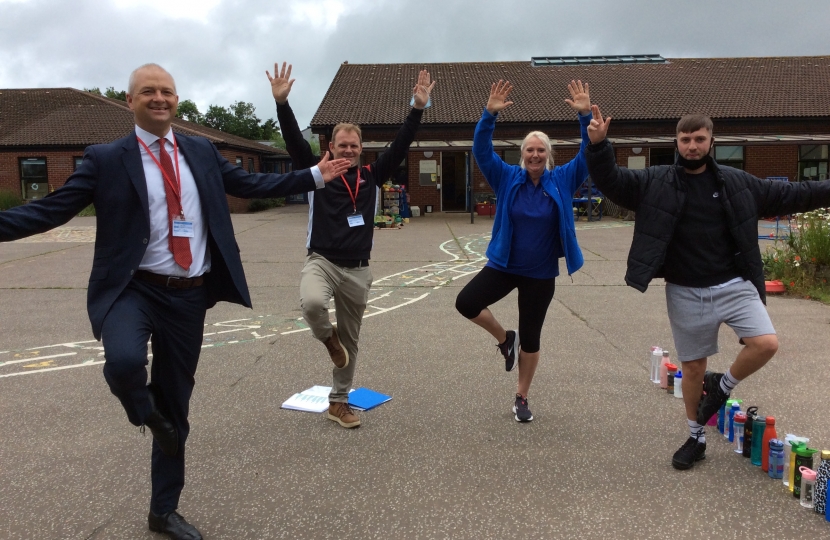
[2,0,830,130]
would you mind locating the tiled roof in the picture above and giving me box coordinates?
[0,88,286,154]
[311,56,830,127]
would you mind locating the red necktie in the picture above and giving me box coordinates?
[158,138,192,270]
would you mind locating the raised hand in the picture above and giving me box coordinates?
[412,70,436,109]
[317,152,352,182]
[486,80,514,115]
[587,104,612,144]
[266,62,295,105]
[564,80,590,114]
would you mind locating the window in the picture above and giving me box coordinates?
[504,150,521,165]
[649,147,675,166]
[715,145,744,170]
[236,157,243,167]
[248,158,255,173]
[799,145,829,180]
[19,158,48,200]
[73,157,84,170]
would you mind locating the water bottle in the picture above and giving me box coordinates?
[728,402,741,442]
[718,398,734,435]
[784,435,808,488]
[743,406,758,458]
[750,415,767,466]
[768,439,784,479]
[733,413,746,454]
[659,351,671,389]
[813,450,830,514]
[674,370,683,398]
[666,364,677,394]
[650,346,662,383]
[794,446,819,499]
[800,467,817,508]
[761,416,777,473]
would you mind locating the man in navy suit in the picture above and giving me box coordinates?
[0,63,350,540]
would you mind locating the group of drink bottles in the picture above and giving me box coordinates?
[649,346,830,522]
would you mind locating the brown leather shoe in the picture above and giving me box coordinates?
[327,402,361,428]
[323,328,349,369]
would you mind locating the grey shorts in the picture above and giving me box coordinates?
[665,279,776,362]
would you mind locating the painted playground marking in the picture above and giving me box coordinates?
[0,233,493,379]
[0,220,628,379]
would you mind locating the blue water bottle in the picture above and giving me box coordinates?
[728,402,741,442]
[769,439,785,479]
[718,398,734,435]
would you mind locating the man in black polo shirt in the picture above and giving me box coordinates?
[267,62,435,428]
[585,105,830,470]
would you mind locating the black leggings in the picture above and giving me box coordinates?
[455,266,556,353]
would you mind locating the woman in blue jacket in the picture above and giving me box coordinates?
[455,79,592,422]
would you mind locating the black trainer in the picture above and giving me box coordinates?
[512,393,533,422]
[672,436,706,470]
[497,330,519,372]
[696,371,729,425]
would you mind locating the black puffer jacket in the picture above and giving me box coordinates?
[586,139,830,303]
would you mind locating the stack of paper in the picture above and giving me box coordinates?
[281,385,332,413]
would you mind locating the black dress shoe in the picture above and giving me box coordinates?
[144,392,178,456]
[148,510,203,540]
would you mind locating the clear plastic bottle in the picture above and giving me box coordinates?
[650,346,662,383]
[728,402,741,442]
[800,467,817,509]
[733,412,746,454]
[674,370,683,398]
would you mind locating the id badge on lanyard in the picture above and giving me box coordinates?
[342,169,365,227]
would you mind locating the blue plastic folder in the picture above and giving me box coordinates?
[348,388,392,411]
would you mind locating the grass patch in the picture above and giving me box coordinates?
[0,190,24,210]
[77,204,96,217]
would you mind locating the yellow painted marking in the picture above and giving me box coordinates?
[24,360,56,368]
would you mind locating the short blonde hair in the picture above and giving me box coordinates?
[519,131,554,170]
[331,123,363,144]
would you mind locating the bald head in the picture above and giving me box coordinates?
[126,64,179,138]
[128,63,176,95]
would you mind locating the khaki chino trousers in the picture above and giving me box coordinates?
[300,253,372,402]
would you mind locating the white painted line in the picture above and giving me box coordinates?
[23,340,98,351]
[0,352,77,367]
[0,360,104,378]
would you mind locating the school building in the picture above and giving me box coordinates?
[309,55,830,213]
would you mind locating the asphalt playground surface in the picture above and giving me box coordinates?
[1,206,829,539]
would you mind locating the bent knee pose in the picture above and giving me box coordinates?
[586,106,830,470]
[268,62,435,428]
[456,79,592,422]
[0,64,349,539]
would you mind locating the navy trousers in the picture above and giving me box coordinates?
[101,279,207,515]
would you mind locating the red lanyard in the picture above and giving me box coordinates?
[341,168,361,212]
[137,134,184,218]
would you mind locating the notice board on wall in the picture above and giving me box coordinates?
[419,160,437,186]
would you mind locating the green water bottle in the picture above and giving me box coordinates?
[750,415,767,466]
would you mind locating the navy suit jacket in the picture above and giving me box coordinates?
[0,132,317,339]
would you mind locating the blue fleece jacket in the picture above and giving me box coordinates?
[473,108,592,276]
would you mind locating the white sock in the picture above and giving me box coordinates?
[719,369,740,395]
[688,419,705,443]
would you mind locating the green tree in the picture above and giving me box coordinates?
[104,87,127,101]
[203,104,235,133]
[228,101,262,140]
[176,99,203,123]
[84,87,102,96]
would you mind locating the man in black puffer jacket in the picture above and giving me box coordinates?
[585,105,830,471]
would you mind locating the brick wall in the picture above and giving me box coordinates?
[0,149,85,195]
[745,145,799,180]
[216,148,263,213]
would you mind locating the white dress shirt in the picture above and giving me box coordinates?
[135,125,210,278]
